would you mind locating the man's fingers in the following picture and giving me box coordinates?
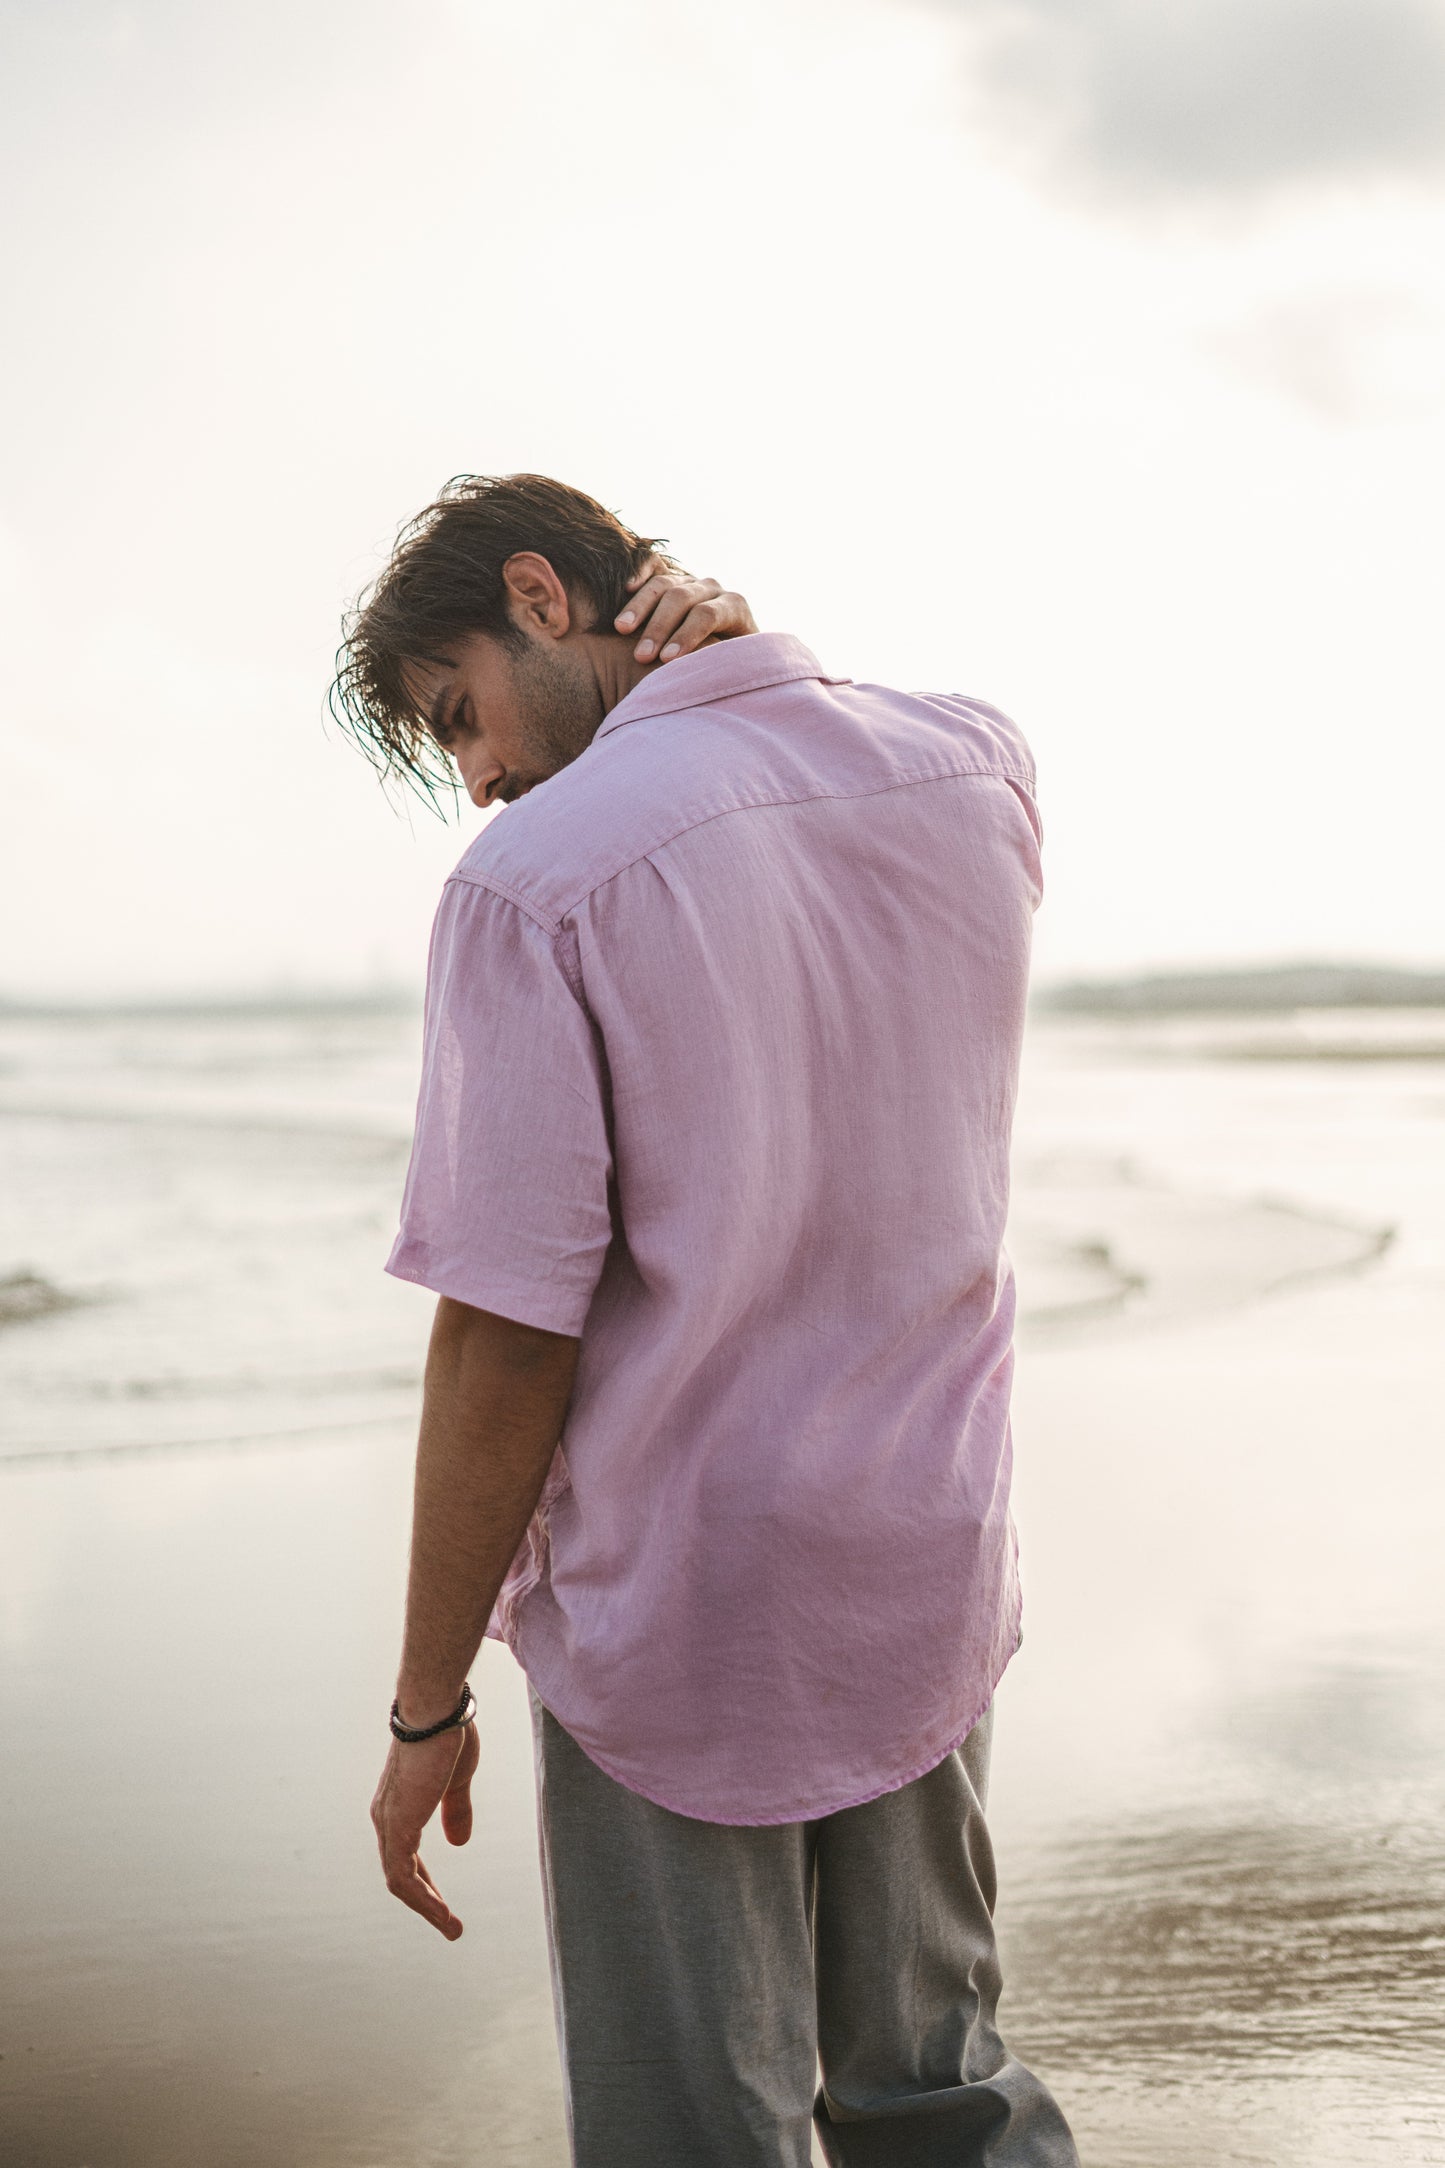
[654,595,731,660]
[614,573,667,637]
[618,580,758,661]
[370,1731,473,1937]
[630,581,726,659]
[615,558,672,629]
[382,1840,464,1939]
[633,584,715,659]
[616,567,761,662]
[618,573,712,644]
[621,553,663,599]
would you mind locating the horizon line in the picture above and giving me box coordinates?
[3,956,1445,1020]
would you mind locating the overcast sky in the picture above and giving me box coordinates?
[2,0,1443,996]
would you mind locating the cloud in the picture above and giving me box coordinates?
[1208,285,1445,419]
[942,0,1445,199]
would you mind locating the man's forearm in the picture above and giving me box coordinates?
[394,1296,580,1728]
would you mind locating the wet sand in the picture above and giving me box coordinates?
[1,1007,1443,2165]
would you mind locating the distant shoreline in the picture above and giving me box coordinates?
[3,959,1444,1023]
[1035,961,1445,1015]
[0,990,422,1022]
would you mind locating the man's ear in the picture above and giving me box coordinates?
[501,552,573,641]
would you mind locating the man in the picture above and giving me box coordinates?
[333,473,1078,2168]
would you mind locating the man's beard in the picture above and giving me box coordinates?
[500,639,604,800]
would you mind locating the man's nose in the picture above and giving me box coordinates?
[458,751,504,807]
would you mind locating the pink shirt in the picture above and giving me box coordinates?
[388,634,1041,1823]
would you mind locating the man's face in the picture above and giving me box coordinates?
[405,630,604,808]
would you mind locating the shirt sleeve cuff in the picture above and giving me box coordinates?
[385,1236,592,1338]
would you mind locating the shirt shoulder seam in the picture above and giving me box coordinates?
[444,866,563,937]
[442,868,593,1008]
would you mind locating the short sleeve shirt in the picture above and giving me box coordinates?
[388,634,1042,1823]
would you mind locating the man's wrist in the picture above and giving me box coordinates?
[390,1680,476,1744]
[394,1681,468,1732]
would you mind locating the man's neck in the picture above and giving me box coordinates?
[577,630,659,719]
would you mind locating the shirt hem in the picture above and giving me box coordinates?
[515,1581,1024,1827]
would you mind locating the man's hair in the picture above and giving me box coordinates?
[330,473,667,805]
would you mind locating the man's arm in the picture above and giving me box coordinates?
[370,1296,579,1940]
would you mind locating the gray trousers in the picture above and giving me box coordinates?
[531,1693,1079,2168]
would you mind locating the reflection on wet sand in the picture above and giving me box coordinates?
[1007,1808,1445,2068]
[999,1795,1445,2168]
[990,1651,1445,2161]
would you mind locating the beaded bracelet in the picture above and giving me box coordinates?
[389,1681,477,1743]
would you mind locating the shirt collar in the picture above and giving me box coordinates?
[594,632,849,741]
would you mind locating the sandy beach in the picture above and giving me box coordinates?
[1,1001,1443,2166]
